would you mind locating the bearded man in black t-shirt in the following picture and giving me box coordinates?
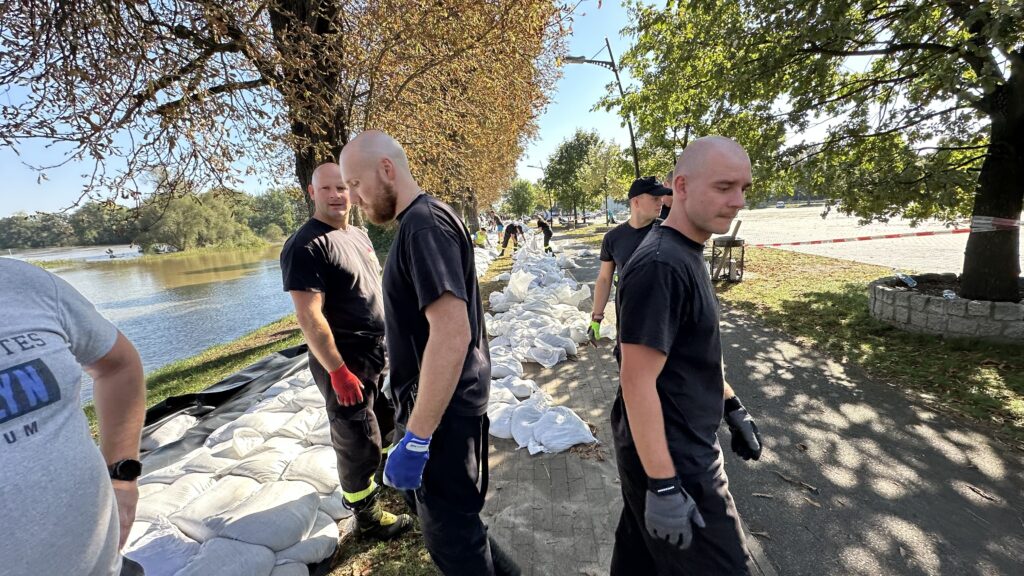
[588,176,670,351]
[340,131,519,576]
[280,162,412,541]
[612,137,765,575]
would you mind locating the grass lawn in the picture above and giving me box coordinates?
[329,490,439,576]
[719,248,1024,445]
[84,315,303,431]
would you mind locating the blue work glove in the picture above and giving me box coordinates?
[383,430,431,490]
[645,476,706,549]
[724,396,763,461]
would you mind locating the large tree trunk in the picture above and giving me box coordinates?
[960,80,1023,302]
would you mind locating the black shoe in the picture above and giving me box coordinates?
[348,487,414,540]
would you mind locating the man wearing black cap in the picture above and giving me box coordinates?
[588,176,671,355]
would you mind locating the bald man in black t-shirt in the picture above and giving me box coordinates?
[612,137,764,575]
[281,162,412,541]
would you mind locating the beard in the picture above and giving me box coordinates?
[364,180,398,224]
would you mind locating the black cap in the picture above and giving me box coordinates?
[628,176,672,199]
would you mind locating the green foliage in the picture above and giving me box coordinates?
[502,179,538,217]
[68,202,135,246]
[617,0,1023,300]
[135,191,262,252]
[0,212,76,249]
[542,129,601,220]
[248,187,308,237]
[580,141,631,204]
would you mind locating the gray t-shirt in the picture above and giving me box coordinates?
[0,258,122,575]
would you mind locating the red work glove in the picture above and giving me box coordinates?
[329,364,364,406]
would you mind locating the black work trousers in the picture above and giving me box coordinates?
[397,413,516,576]
[309,350,395,495]
[610,396,754,575]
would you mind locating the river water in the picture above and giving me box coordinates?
[6,245,293,402]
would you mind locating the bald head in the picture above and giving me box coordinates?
[341,130,411,175]
[311,162,341,189]
[675,136,749,179]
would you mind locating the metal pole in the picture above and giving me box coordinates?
[606,38,641,179]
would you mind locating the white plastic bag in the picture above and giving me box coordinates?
[140,414,197,452]
[487,402,517,439]
[125,518,200,576]
[531,406,598,454]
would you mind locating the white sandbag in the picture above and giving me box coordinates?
[135,473,216,523]
[124,521,153,550]
[252,388,299,414]
[231,427,266,458]
[270,563,310,576]
[124,518,200,576]
[507,271,536,301]
[556,255,579,269]
[282,445,339,494]
[169,475,261,542]
[217,481,320,551]
[488,291,508,309]
[490,355,523,379]
[508,378,538,399]
[536,333,578,356]
[205,412,293,447]
[318,487,354,521]
[306,413,331,446]
[497,272,511,281]
[140,414,197,452]
[275,511,339,565]
[286,384,327,411]
[261,378,296,400]
[510,401,548,449]
[277,407,322,440]
[174,537,275,576]
[487,402,516,439]
[531,406,598,454]
[180,449,237,475]
[259,436,306,453]
[489,385,518,405]
[564,284,591,307]
[601,322,617,341]
[222,447,301,483]
[525,346,565,368]
[138,483,169,500]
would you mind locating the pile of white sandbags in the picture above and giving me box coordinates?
[483,233,603,453]
[126,370,346,576]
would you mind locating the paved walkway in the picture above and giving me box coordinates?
[483,227,1024,575]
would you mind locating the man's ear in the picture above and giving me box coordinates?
[380,157,395,181]
[307,184,315,199]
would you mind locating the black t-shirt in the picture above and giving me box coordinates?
[382,194,490,422]
[536,218,552,236]
[280,218,386,378]
[599,221,656,276]
[659,204,671,221]
[616,225,724,476]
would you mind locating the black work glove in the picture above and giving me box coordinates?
[645,476,706,549]
[724,396,763,461]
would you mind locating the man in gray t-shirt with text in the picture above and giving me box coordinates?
[1,258,146,575]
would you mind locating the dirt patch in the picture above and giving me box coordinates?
[908,276,960,298]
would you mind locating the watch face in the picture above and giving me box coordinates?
[112,459,142,480]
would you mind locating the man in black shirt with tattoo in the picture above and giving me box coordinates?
[340,131,518,576]
[589,176,671,354]
[612,137,764,575]
[280,162,413,541]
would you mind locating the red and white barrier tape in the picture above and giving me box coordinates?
[750,227,971,248]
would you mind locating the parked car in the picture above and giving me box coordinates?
[776,201,786,208]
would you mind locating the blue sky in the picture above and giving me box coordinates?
[0,1,633,218]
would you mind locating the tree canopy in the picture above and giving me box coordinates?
[1,0,569,220]
[612,0,1022,301]
[503,179,539,218]
[542,129,601,223]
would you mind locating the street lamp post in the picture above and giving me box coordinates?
[564,37,641,179]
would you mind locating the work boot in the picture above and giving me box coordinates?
[347,486,413,540]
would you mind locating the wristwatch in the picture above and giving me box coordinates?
[108,458,143,481]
